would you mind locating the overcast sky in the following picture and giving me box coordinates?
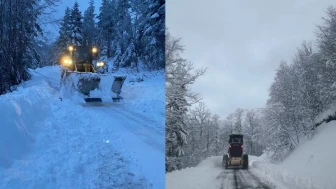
[166,0,335,118]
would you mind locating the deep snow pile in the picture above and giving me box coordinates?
[166,156,222,189]
[0,67,59,168]
[0,66,164,189]
[279,121,336,189]
[249,158,318,189]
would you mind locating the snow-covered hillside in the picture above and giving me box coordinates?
[281,121,336,189]
[0,66,165,189]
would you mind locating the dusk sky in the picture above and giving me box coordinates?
[45,0,102,39]
[167,0,336,118]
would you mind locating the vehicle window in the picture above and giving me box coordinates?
[230,137,241,143]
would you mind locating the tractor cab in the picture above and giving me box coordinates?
[223,134,248,169]
[228,134,244,158]
[61,45,104,72]
[229,134,243,144]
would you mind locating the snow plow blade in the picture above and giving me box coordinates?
[111,76,127,101]
[77,76,101,96]
[60,71,127,103]
[84,98,102,103]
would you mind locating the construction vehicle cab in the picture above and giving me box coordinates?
[61,45,103,72]
[59,44,126,103]
[222,134,248,169]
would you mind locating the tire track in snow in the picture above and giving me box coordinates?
[83,104,165,188]
[218,169,273,189]
[112,104,164,135]
[235,169,271,189]
[217,169,235,189]
[90,105,164,153]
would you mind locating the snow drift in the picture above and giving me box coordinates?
[280,120,336,189]
[0,68,58,168]
[166,156,222,189]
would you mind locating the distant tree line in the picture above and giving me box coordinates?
[54,0,165,71]
[166,5,336,172]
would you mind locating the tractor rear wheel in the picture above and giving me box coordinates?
[242,154,248,169]
[222,154,228,169]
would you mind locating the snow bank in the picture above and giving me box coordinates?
[280,121,336,189]
[121,72,165,132]
[315,105,336,124]
[250,159,318,189]
[0,66,59,168]
[166,156,222,189]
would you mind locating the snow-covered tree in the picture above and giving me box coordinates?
[97,0,115,57]
[141,0,165,69]
[114,0,136,68]
[82,0,97,46]
[54,7,72,59]
[0,0,59,94]
[70,2,83,45]
[166,31,206,172]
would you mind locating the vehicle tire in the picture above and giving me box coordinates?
[223,154,228,169]
[242,154,248,169]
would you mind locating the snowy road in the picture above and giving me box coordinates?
[217,169,272,189]
[84,103,165,187]
[166,156,321,189]
[0,66,165,189]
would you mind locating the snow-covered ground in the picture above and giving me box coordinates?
[167,120,336,189]
[166,155,322,189]
[280,121,336,189]
[0,66,165,189]
[166,156,222,189]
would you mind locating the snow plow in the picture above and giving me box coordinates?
[222,134,249,169]
[59,45,126,103]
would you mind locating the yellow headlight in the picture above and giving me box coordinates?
[62,56,72,65]
[68,45,74,52]
[92,47,98,53]
[97,61,105,67]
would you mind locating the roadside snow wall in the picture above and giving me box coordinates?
[0,74,55,168]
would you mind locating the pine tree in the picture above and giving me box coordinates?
[0,0,45,94]
[114,0,136,68]
[54,7,72,59]
[83,0,97,46]
[130,0,147,71]
[70,2,83,45]
[141,0,165,69]
[97,0,115,57]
